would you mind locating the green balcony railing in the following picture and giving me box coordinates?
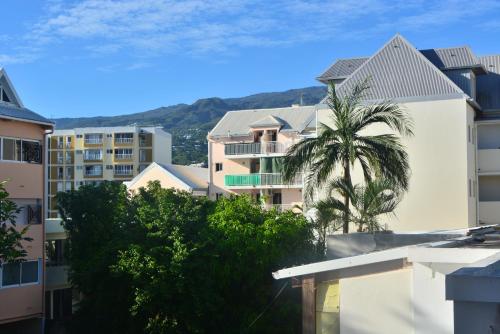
[224,173,302,187]
[225,142,261,155]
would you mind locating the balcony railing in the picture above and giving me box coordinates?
[84,137,103,145]
[263,204,295,212]
[224,141,291,156]
[115,137,134,144]
[83,154,102,161]
[115,153,133,160]
[114,168,133,175]
[224,173,302,187]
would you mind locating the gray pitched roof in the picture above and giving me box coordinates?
[334,34,466,102]
[0,102,54,126]
[161,163,208,190]
[249,115,283,128]
[317,58,368,83]
[420,47,481,70]
[477,55,500,111]
[209,106,316,137]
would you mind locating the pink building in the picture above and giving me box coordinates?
[207,106,316,210]
[0,68,53,332]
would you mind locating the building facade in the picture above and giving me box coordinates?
[207,106,316,211]
[46,126,171,218]
[315,34,500,232]
[0,68,54,332]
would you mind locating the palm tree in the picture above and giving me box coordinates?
[310,200,343,256]
[283,79,413,233]
[318,178,401,233]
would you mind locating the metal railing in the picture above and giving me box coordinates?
[114,137,133,144]
[263,204,295,212]
[114,168,133,175]
[84,169,102,176]
[224,141,291,156]
[84,137,103,144]
[224,173,302,187]
[83,153,102,161]
[114,153,133,160]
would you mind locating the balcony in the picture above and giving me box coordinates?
[263,204,297,212]
[84,169,103,177]
[224,141,292,158]
[224,173,302,189]
[114,167,133,176]
[114,137,134,144]
[46,218,65,235]
[84,135,103,145]
[478,149,500,175]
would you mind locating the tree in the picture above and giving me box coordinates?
[318,178,401,233]
[58,181,317,334]
[283,79,413,233]
[309,200,343,255]
[0,180,31,262]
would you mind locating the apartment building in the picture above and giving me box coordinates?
[316,34,500,232]
[46,126,171,218]
[0,68,54,332]
[207,106,316,211]
[44,126,171,327]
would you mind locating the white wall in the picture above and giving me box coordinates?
[152,128,172,164]
[317,97,474,232]
[339,268,413,334]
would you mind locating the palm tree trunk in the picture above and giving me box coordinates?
[343,162,350,234]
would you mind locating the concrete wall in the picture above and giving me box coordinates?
[317,97,474,232]
[152,128,172,165]
[339,268,413,334]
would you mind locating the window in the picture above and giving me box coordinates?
[84,134,103,144]
[57,137,64,148]
[107,134,113,138]
[57,151,63,164]
[85,165,103,176]
[76,134,83,138]
[215,163,223,172]
[106,149,113,154]
[83,149,102,161]
[114,148,133,159]
[0,138,41,163]
[0,84,12,103]
[57,182,63,192]
[65,136,72,148]
[57,167,64,179]
[66,167,73,178]
[114,165,133,175]
[76,150,83,155]
[65,181,72,192]
[106,165,113,170]
[139,149,147,162]
[76,166,83,170]
[65,151,72,163]
[27,204,42,224]
[1,260,39,287]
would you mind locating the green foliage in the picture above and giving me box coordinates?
[58,181,317,334]
[0,180,32,262]
[283,79,413,233]
[52,86,327,165]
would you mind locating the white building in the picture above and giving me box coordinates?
[273,226,500,334]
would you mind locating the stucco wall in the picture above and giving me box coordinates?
[339,268,413,334]
[317,97,473,232]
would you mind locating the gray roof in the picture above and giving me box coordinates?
[420,47,481,70]
[0,102,54,126]
[477,55,500,111]
[249,115,283,128]
[317,57,368,83]
[161,163,208,190]
[209,106,316,137]
[334,34,466,102]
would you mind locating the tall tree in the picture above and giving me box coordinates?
[0,180,31,262]
[283,79,413,233]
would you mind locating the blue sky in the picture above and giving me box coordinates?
[1,0,500,119]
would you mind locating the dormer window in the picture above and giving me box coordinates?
[0,85,11,103]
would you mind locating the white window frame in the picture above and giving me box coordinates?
[0,259,41,289]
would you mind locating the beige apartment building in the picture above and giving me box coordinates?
[207,106,316,211]
[44,126,171,327]
[0,68,54,332]
[46,126,171,218]
[315,34,499,232]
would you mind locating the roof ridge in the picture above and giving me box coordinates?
[335,34,466,98]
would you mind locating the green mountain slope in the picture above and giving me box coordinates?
[52,86,327,164]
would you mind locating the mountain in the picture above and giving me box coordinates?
[52,86,327,164]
